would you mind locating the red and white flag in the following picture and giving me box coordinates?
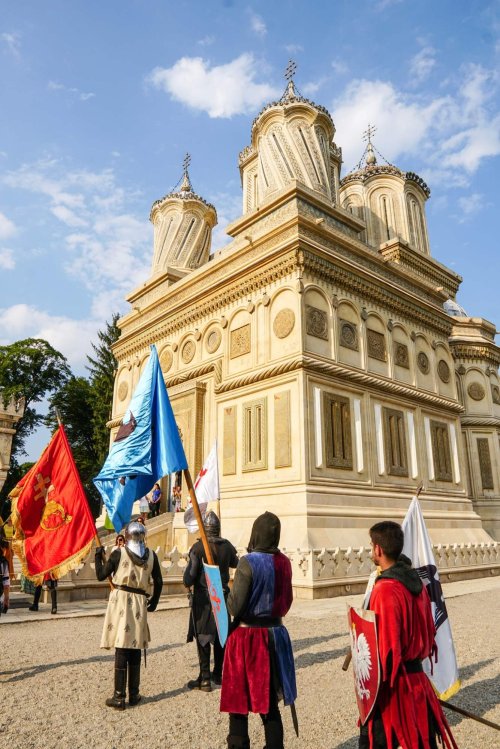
[402,496,461,700]
[184,442,220,532]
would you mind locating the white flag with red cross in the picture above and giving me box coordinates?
[184,442,220,532]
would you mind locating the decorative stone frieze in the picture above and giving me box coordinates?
[230,324,251,358]
[367,329,387,361]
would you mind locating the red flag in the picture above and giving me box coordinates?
[11,425,96,584]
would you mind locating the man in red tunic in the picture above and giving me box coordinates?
[360,521,458,749]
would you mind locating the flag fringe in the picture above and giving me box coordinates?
[436,678,461,702]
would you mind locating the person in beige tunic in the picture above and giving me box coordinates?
[95,521,163,709]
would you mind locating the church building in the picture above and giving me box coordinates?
[109,73,500,596]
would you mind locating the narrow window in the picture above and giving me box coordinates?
[383,407,408,477]
[243,398,267,471]
[430,421,453,482]
[323,393,353,469]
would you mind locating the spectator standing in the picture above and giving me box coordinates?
[149,483,162,518]
[0,539,10,616]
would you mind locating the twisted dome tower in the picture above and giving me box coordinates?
[238,62,342,214]
[339,126,431,254]
[150,155,217,274]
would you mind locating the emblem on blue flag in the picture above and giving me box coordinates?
[203,562,229,647]
[94,344,188,532]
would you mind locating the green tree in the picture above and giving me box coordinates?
[0,338,70,503]
[87,314,120,465]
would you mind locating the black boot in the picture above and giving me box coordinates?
[228,714,250,749]
[50,588,57,615]
[128,659,141,706]
[187,674,212,692]
[105,667,127,710]
[29,585,42,611]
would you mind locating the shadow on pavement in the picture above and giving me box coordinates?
[443,670,500,727]
[293,632,346,653]
[295,646,346,670]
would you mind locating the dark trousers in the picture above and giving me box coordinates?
[197,637,224,679]
[33,584,57,610]
[359,707,440,749]
[149,502,160,517]
[115,647,141,669]
[228,688,283,749]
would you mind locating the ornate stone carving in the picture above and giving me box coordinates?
[118,382,128,402]
[206,328,221,354]
[339,320,359,351]
[367,329,387,361]
[437,359,451,383]
[273,309,295,339]
[306,305,328,340]
[492,385,500,405]
[181,340,196,364]
[159,348,173,372]
[394,342,409,369]
[468,382,485,401]
[477,438,494,490]
[230,324,251,358]
[417,351,430,374]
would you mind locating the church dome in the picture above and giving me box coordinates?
[150,158,217,273]
[339,130,431,254]
[238,64,342,214]
[444,298,468,317]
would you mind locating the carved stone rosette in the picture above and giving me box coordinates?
[417,351,430,374]
[206,328,222,354]
[367,329,387,361]
[230,324,251,358]
[394,342,409,368]
[118,381,128,402]
[339,320,358,351]
[273,309,295,339]
[160,348,173,372]
[468,382,485,401]
[437,359,451,383]
[306,305,328,340]
[181,340,196,364]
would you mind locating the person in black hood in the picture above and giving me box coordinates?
[183,510,238,691]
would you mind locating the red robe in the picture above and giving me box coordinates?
[369,578,458,749]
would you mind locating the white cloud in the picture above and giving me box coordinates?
[375,0,403,9]
[48,80,95,101]
[0,249,15,269]
[409,46,436,83]
[284,44,303,54]
[51,204,88,227]
[250,12,267,38]
[209,190,242,251]
[0,211,17,239]
[333,63,500,180]
[0,304,99,370]
[456,193,486,222]
[331,59,349,76]
[1,32,21,58]
[147,53,279,118]
[197,35,215,47]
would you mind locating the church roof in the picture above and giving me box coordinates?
[444,298,468,317]
[251,78,334,132]
[340,139,431,197]
[150,167,216,219]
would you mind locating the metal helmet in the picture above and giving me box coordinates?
[204,510,220,539]
[126,520,146,557]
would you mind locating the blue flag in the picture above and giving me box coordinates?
[203,562,229,647]
[94,344,188,532]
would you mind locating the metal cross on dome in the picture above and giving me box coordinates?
[285,59,297,82]
[362,124,377,143]
[183,152,191,174]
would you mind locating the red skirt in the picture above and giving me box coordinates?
[220,627,271,714]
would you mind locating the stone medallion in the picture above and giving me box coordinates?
[339,320,358,351]
[273,309,295,339]
[468,382,485,401]
[206,328,222,354]
[394,342,409,368]
[437,359,451,383]
[306,305,328,340]
[118,381,128,402]
[160,348,173,372]
[417,351,430,375]
[492,385,500,405]
[181,340,196,364]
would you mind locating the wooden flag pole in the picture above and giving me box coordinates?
[184,468,214,565]
[439,700,500,731]
[342,482,425,672]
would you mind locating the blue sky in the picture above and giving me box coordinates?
[1,0,499,457]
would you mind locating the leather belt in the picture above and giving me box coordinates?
[115,584,147,596]
[404,658,423,673]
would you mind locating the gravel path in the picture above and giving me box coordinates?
[1,584,499,749]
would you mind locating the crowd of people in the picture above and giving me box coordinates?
[91,510,458,749]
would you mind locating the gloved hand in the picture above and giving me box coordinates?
[147,599,157,612]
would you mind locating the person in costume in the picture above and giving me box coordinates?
[183,510,238,691]
[359,521,458,749]
[220,511,297,749]
[29,572,58,614]
[0,539,10,615]
[95,520,163,710]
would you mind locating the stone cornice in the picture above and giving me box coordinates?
[207,353,464,413]
[450,343,500,367]
[461,416,500,428]
[378,239,462,297]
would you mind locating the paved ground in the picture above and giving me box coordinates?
[1,577,499,749]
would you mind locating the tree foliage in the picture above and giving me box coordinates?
[86,313,120,465]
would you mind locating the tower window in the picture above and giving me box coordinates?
[323,392,353,469]
[383,407,408,477]
[430,421,453,482]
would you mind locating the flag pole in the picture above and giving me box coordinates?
[342,482,425,671]
[183,468,214,565]
[439,700,500,731]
